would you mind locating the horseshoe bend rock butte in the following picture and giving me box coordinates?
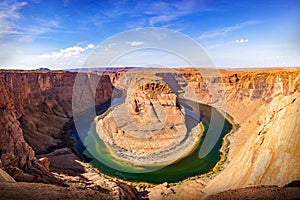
[96,78,203,166]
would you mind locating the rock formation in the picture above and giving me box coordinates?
[201,69,300,197]
[0,71,114,154]
[0,77,54,183]
[96,77,202,166]
[0,168,15,183]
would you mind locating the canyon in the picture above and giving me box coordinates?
[0,68,299,199]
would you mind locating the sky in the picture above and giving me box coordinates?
[0,0,299,69]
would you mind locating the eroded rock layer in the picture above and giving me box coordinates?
[0,77,53,182]
[0,71,113,154]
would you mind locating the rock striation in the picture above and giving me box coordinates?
[0,77,54,183]
[0,71,114,154]
[176,69,300,194]
[0,168,15,183]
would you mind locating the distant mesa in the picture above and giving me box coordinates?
[36,67,51,71]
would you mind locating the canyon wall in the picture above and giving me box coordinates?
[0,71,114,154]
[0,77,52,182]
[178,68,300,197]
[0,71,115,183]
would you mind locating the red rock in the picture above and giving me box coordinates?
[38,158,50,171]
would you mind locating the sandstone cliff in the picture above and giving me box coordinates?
[201,69,300,196]
[0,71,113,154]
[0,77,53,182]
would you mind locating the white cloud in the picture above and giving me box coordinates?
[0,1,62,41]
[199,21,261,40]
[0,0,27,37]
[128,41,144,46]
[92,0,210,28]
[147,0,211,26]
[87,44,95,49]
[39,44,95,59]
[149,14,183,26]
[235,38,249,43]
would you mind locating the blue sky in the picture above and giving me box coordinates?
[0,0,299,69]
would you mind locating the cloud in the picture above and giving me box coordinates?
[147,0,212,26]
[145,0,212,26]
[235,38,249,43]
[127,41,144,46]
[87,44,95,49]
[199,21,261,40]
[0,1,63,42]
[88,0,213,29]
[149,14,184,26]
[0,0,27,37]
[39,44,94,59]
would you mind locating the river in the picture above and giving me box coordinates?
[71,96,233,184]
